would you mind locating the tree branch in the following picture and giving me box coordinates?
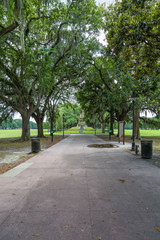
[0,59,22,91]
[0,22,18,38]
[90,60,112,92]
[25,16,51,36]
[49,22,69,54]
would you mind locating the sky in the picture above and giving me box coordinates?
[96,0,115,5]
[61,0,116,6]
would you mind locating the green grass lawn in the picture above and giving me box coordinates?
[0,129,38,138]
[56,127,99,135]
[125,129,160,137]
[0,128,160,139]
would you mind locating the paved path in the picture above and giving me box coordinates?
[0,134,160,240]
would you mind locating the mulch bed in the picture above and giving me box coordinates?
[88,144,118,148]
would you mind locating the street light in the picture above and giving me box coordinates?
[63,114,65,138]
[131,91,136,151]
[95,121,96,135]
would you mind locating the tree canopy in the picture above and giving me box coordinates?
[0,0,159,140]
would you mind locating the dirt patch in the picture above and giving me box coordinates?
[88,144,118,148]
[0,135,69,175]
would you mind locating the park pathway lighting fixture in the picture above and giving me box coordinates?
[63,114,65,138]
[95,121,96,136]
[131,91,136,151]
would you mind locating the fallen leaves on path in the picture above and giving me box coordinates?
[154,226,160,232]
[32,232,42,237]
[109,210,117,214]
[119,179,126,183]
[63,225,69,228]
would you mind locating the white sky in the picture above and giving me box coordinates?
[96,0,115,5]
[61,0,115,5]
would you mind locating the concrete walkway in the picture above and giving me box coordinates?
[0,134,160,240]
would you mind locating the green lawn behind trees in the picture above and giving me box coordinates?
[1,128,160,139]
[0,119,37,130]
[0,129,38,138]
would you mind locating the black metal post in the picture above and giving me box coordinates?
[109,132,111,141]
[95,122,96,135]
[63,114,64,138]
[131,99,135,151]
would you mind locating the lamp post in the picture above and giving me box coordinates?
[131,91,136,151]
[63,114,65,138]
[51,131,53,142]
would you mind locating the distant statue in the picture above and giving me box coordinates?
[78,110,86,133]
[79,125,84,134]
[79,111,84,120]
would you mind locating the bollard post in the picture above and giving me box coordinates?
[108,129,112,141]
[50,130,54,142]
[135,145,139,155]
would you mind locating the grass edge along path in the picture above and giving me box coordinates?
[1,128,160,138]
[0,135,69,175]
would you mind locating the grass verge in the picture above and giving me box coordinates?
[0,135,69,175]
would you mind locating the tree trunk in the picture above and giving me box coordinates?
[135,110,140,139]
[37,118,44,138]
[50,117,54,131]
[32,110,45,138]
[101,120,105,133]
[21,114,30,141]
[110,110,114,135]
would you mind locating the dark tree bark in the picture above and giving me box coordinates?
[101,120,105,133]
[50,116,54,132]
[37,118,44,138]
[32,110,45,138]
[135,110,140,139]
[110,109,114,135]
[98,112,107,134]
[0,22,18,38]
[21,113,30,141]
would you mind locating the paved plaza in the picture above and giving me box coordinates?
[0,134,160,240]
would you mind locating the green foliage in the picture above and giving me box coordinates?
[104,0,160,97]
[30,121,37,129]
[0,119,37,129]
[0,0,104,141]
[140,117,160,129]
[43,121,50,130]
[0,103,15,125]
[59,103,81,129]
[76,54,132,124]
[56,115,63,130]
